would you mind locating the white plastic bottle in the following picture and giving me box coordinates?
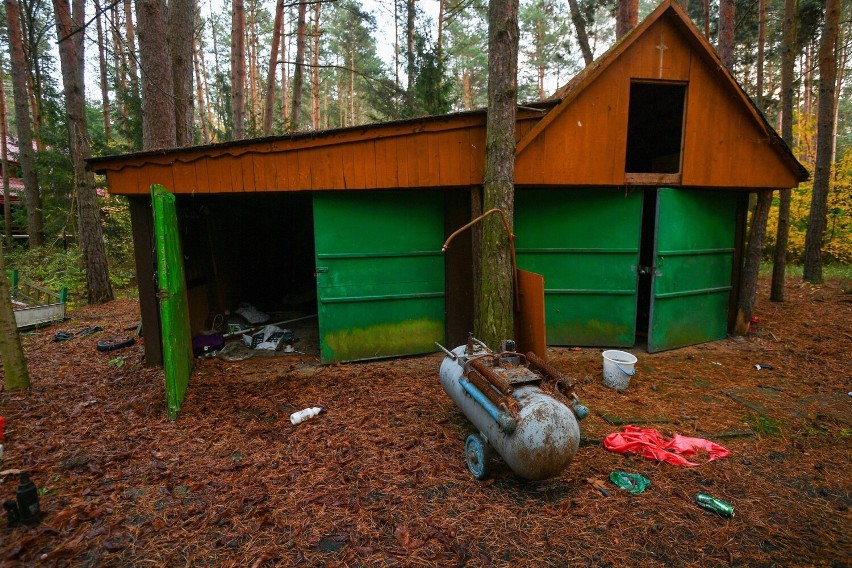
[290,407,324,425]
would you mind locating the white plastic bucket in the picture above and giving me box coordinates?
[601,350,637,391]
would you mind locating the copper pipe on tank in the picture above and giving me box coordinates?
[526,351,574,389]
[470,359,513,396]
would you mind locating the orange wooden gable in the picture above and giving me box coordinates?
[514,0,807,190]
[90,110,547,195]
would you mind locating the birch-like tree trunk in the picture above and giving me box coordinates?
[803,0,841,283]
[0,240,30,390]
[406,0,415,90]
[477,0,519,347]
[263,0,284,135]
[290,0,307,130]
[4,0,43,246]
[231,0,246,139]
[54,0,114,304]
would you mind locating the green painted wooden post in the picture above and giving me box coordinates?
[312,191,446,363]
[151,184,193,419]
[648,189,738,352]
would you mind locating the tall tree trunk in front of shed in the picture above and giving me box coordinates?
[702,0,709,39]
[137,0,177,149]
[4,0,44,246]
[733,190,772,336]
[476,0,518,348]
[54,0,114,304]
[170,0,196,147]
[770,0,796,302]
[802,0,840,284]
[263,0,284,136]
[717,0,735,69]
[290,0,307,131]
[0,240,30,390]
[616,0,638,39]
[231,0,246,139]
[755,0,765,110]
[566,0,592,66]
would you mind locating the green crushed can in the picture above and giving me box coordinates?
[695,493,735,517]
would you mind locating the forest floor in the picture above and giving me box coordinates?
[0,276,850,567]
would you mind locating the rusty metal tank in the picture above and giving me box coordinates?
[438,339,586,481]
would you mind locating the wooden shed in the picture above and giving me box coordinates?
[89,0,806,377]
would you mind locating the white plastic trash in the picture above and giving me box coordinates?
[290,407,324,425]
[601,350,638,391]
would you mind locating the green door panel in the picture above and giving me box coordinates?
[313,191,445,363]
[515,189,643,346]
[151,184,193,419]
[649,188,738,352]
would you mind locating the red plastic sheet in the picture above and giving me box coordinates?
[603,426,731,467]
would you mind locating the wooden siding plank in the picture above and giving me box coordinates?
[437,130,459,186]
[375,138,399,188]
[240,152,255,191]
[251,153,269,190]
[193,158,211,194]
[297,150,312,189]
[426,133,442,186]
[416,133,433,186]
[360,140,378,189]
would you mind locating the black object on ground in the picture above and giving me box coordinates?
[96,337,136,352]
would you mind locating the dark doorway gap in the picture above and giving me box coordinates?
[625,82,687,174]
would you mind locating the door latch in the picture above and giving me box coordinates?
[637,265,654,276]
[315,266,328,276]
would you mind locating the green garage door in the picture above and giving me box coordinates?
[313,191,446,363]
[515,189,643,346]
[649,188,738,352]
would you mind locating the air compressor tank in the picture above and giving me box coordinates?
[438,339,587,481]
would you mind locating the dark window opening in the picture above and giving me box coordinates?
[625,82,686,174]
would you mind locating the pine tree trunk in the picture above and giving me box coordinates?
[290,0,307,131]
[770,0,796,302]
[0,59,11,246]
[231,0,246,139]
[616,0,638,39]
[4,0,44,246]
[476,0,518,347]
[733,190,772,335]
[125,0,140,99]
[263,0,284,136]
[406,0,415,91]
[802,0,840,284]
[717,0,735,69]
[310,0,321,130]
[755,0,765,110]
[95,0,111,141]
[703,0,709,38]
[247,0,258,132]
[0,240,30,390]
[54,0,114,304]
[566,0,592,66]
[194,29,210,142]
[169,0,195,146]
[136,0,177,149]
